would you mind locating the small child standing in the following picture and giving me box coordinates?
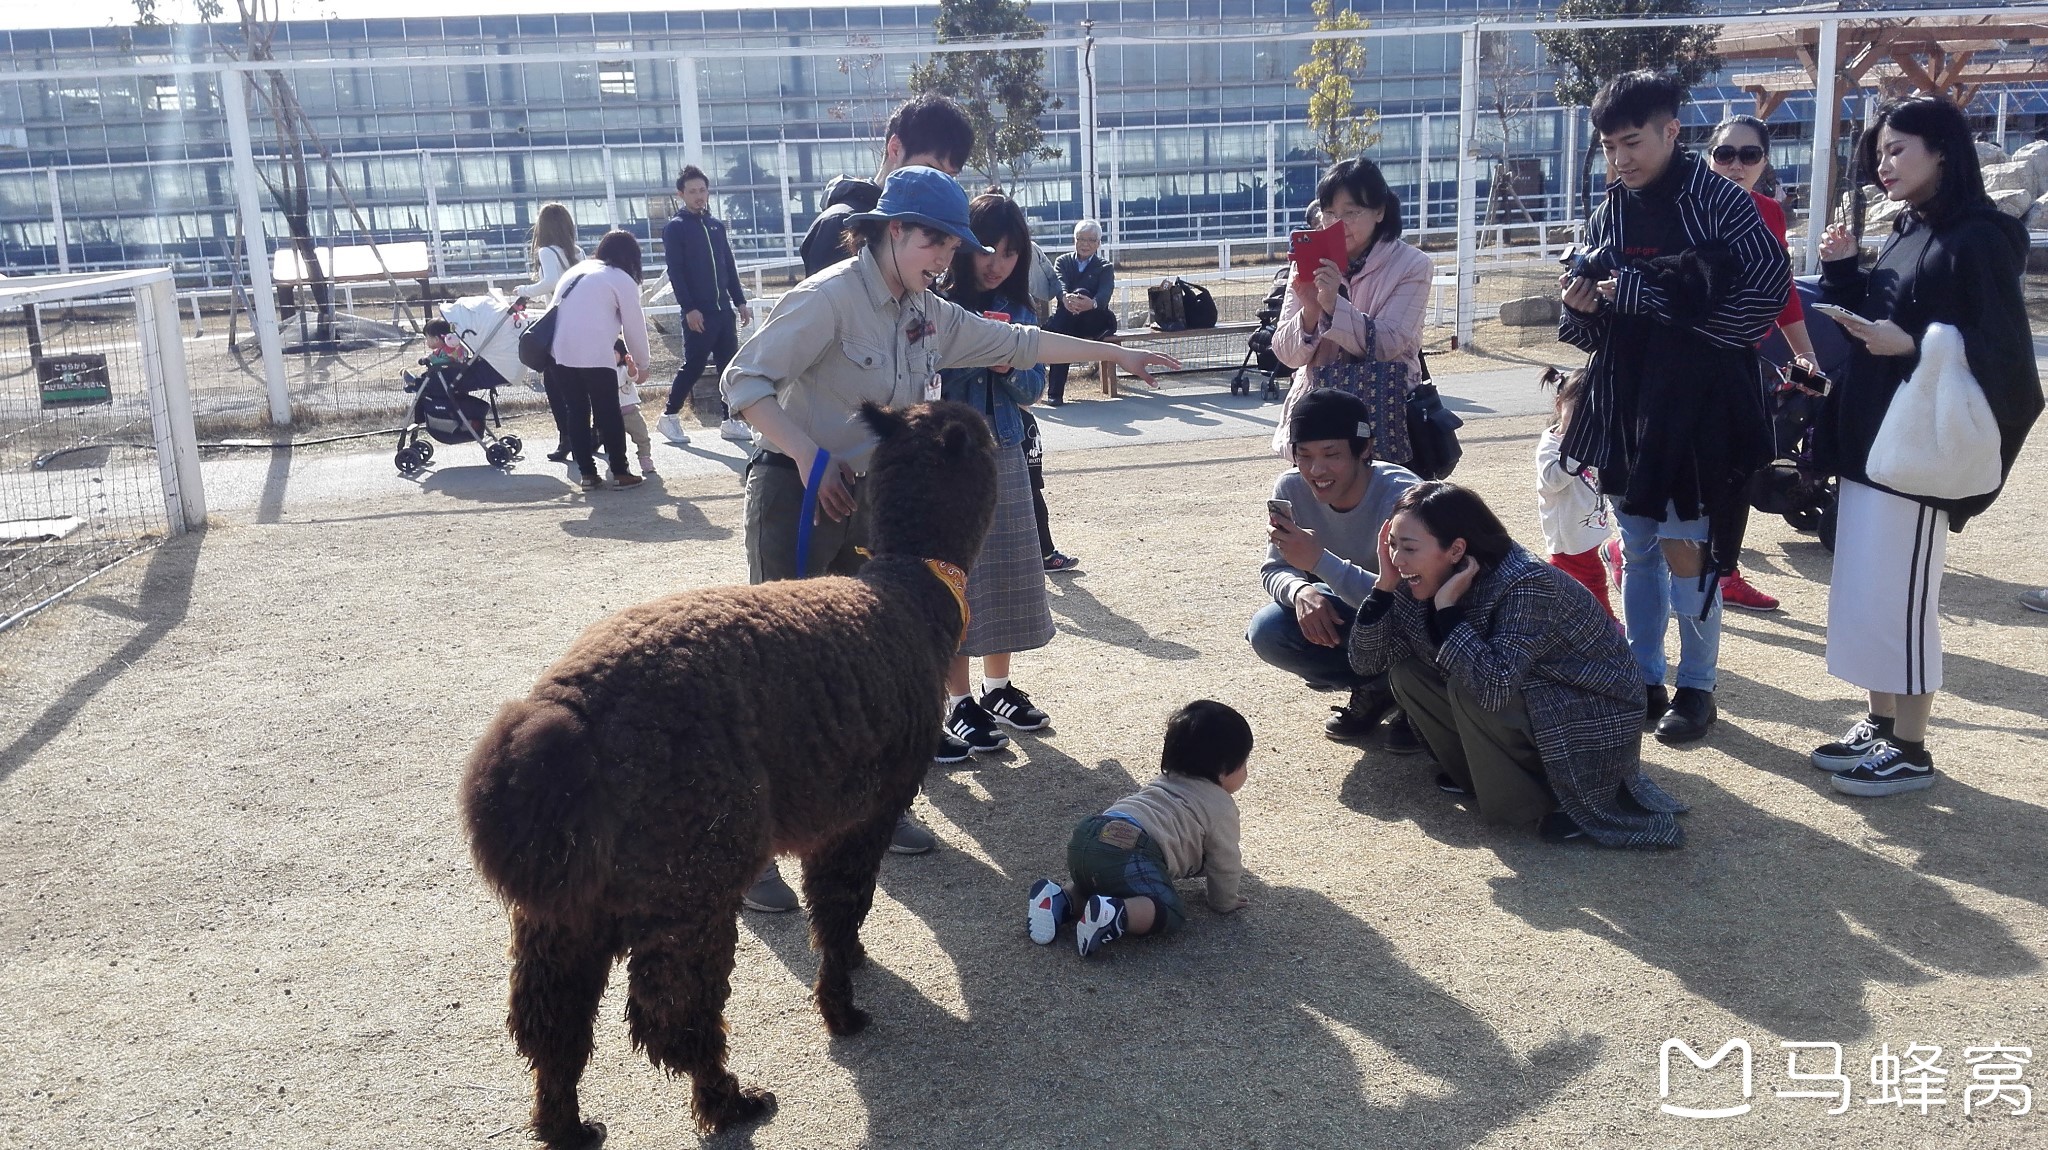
[1027,700,1252,956]
[615,337,661,474]
[1535,366,1616,619]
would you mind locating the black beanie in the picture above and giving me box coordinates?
[1289,388,1374,445]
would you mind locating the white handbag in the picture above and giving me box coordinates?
[1864,322,2003,500]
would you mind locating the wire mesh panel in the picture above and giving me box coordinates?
[0,270,199,632]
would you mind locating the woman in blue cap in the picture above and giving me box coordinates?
[717,165,1177,909]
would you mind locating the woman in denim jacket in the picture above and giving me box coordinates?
[934,192,1060,757]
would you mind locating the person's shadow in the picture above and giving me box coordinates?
[1336,753,2038,1041]
[734,740,1589,1147]
[1044,577,1200,661]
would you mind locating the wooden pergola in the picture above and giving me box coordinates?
[1718,12,2048,117]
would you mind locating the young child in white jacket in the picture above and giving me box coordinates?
[615,338,659,473]
[1536,366,1615,619]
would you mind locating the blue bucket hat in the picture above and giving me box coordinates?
[846,166,993,254]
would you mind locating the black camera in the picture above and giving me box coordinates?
[1558,243,1616,282]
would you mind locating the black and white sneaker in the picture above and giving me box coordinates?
[1810,717,1891,773]
[945,698,1011,753]
[1830,740,1937,797]
[980,684,1050,731]
[934,732,974,763]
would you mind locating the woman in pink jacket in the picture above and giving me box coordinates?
[1273,157,1435,468]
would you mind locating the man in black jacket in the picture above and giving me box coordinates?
[1042,219,1117,405]
[1556,72,1789,744]
[798,94,974,276]
[660,165,753,443]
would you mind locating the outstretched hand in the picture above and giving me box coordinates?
[1116,349,1180,389]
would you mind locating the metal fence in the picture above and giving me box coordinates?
[0,269,205,631]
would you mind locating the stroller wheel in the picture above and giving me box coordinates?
[501,433,523,458]
[395,446,423,475]
[486,441,513,468]
[1229,369,1247,396]
[1783,508,1821,533]
[1817,500,1837,554]
[1262,377,1280,402]
[413,440,434,465]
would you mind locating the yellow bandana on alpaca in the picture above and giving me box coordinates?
[924,559,970,647]
[855,549,970,646]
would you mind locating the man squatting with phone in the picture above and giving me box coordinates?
[1247,388,1423,749]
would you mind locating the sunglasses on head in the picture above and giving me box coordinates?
[1710,145,1767,166]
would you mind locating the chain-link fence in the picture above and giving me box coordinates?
[0,270,204,631]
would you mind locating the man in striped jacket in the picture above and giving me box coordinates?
[1556,71,1789,745]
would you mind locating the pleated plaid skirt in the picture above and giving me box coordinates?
[961,443,1056,657]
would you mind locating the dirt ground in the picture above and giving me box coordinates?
[3,415,2047,1150]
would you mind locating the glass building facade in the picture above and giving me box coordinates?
[0,1,2037,285]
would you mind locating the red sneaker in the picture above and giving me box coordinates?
[1719,569,1780,611]
[1600,537,1624,588]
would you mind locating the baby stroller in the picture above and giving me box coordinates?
[1229,270,1290,401]
[394,296,525,475]
[1751,278,1854,551]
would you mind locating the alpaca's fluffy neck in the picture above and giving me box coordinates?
[859,553,971,657]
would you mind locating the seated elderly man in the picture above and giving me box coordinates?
[1248,388,1422,749]
[1041,220,1116,405]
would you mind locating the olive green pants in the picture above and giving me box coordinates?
[1388,657,1553,827]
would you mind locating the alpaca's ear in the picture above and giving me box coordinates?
[859,401,909,443]
[941,421,973,458]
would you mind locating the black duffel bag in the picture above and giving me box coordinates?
[515,273,583,373]
[1403,381,1464,479]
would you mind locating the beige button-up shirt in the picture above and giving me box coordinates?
[720,247,1044,472]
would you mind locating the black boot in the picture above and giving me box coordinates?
[1655,687,1717,744]
[1325,683,1397,743]
[1643,683,1671,731]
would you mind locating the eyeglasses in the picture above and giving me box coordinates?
[1331,206,1378,223]
[1710,145,1767,166]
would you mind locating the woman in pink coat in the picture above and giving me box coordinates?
[1273,157,1436,468]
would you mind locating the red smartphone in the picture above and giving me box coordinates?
[1289,221,1347,280]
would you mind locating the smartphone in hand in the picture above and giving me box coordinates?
[1288,222,1346,280]
[1267,497,1295,521]
[1811,302,1865,326]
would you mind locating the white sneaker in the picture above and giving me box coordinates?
[720,418,752,442]
[1075,895,1127,957]
[638,453,657,474]
[1027,879,1068,945]
[655,414,689,445]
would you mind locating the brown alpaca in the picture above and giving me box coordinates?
[460,401,996,1146]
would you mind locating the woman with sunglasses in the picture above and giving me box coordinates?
[1703,115,1817,613]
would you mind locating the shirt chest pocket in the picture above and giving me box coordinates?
[838,337,886,374]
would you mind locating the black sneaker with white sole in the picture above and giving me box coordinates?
[1830,740,1937,797]
[945,697,1011,753]
[1810,717,1892,772]
[980,684,1049,730]
[934,731,974,763]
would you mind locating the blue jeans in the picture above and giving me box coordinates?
[1246,586,1380,692]
[1614,506,1720,692]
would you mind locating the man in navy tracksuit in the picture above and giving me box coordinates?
[660,164,753,443]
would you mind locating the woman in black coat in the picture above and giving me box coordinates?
[1809,96,2042,797]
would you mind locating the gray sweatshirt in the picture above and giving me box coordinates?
[1260,462,1421,609]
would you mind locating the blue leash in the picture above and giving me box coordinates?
[793,449,831,576]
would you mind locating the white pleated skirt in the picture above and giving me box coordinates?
[1826,479,1948,696]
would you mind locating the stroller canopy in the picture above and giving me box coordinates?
[441,295,527,381]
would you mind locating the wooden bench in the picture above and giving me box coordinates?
[1096,321,1261,397]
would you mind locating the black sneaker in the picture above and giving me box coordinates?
[1643,683,1671,731]
[980,684,1050,731]
[1654,687,1716,744]
[945,698,1010,753]
[1434,772,1468,795]
[1325,684,1398,743]
[1383,711,1425,755]
[1830,740,1937,797]
[1811,717,1891,773]
[934,731,973,763]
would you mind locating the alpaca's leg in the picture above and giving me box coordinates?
[507,910,614,1150]
[800,815,895,1037]
[625,913,775,1133]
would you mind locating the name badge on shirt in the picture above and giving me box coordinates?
[924,372,942,402]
